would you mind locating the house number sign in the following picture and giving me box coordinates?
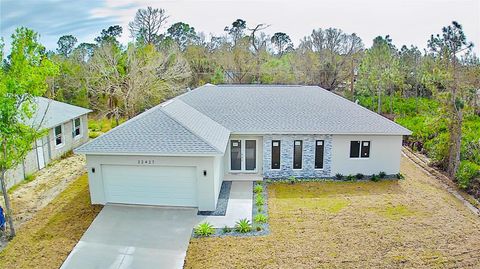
[137,159,155,165]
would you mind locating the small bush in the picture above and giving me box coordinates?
[254,213,268,223]
[346,174,355,181]
[255,225,262,232]
[257,207,263,213]
[396,173,405,179]
[370,174,379,182]
[255,195,264,206]
[222,226,232,234]
[194,222,215,237]
[235,218,252,233]
[335,173,343,180]
[253,184,263,194]
[355,173,364,180]
[289,176,298,184]
[379,171,387,178]
[456,161,480,189]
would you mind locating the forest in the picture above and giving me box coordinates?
[1,7,479,199]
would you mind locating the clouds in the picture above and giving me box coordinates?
[1,0,478,54]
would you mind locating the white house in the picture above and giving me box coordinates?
[75,84,411,211]
[6,97,91,189]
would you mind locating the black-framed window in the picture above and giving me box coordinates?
[293,140,303,169]
[350,141,370,158]
[54,125,63,146]
[271,140,281,169]
[315,140,324,169]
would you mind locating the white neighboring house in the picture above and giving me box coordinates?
[75,84,411,211]
[6,97,91,189]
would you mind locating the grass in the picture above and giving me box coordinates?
[0,174,102,269]
[185,156,480,268]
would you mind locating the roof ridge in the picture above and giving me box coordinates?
[313,86,412,134]
[162,99,230,153]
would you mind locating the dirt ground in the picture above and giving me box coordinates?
[5,154,86,228]
[185,155,480,269]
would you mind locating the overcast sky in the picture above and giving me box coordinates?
[1,0,479,54]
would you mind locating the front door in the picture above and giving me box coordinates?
[230,139,257,172]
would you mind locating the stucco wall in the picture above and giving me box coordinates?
[263,134,333,179]
[49,114,89,160]
[85,154,219,211]
[330,135,403,175]
[223,135,263,176]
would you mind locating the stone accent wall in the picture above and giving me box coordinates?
[263,134,332,179]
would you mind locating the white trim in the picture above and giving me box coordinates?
[54,124,65,149]
[314,139,325,170]
[74,151,224,157]
[228,138,259,173]
[73,117,83,140]
[349,140,371,159]
[232,131,411,135]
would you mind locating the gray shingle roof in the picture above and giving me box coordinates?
[29,97,91,129]
[75,106,222,155]
[76,84,411,155]
[180,84,412,135]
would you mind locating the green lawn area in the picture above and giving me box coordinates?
[185,157,480,268]
[0,174,102,269]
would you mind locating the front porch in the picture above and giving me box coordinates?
[223,173,263,182]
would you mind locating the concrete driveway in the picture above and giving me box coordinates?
[61,204,197,269]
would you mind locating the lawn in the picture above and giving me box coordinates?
[185,156,480,268]
[0,174,102,269]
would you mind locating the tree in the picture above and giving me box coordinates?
[425,21,474,178]
[357,35,401,114]
[166,22,198,51]
[271,32,293,56]
[94,25,123,45]
[129,7,168,46]
[224,19,247,46]
[56,35,78,57]
[0,28,58,238]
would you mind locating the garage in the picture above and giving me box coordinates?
[101,165,197,207]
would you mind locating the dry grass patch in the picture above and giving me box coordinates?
[185,156,480,268]
[0,174,102,269]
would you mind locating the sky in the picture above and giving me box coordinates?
[1,0,479,54]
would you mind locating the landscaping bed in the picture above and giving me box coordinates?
[0,174,102,269]
[185,155,480,268]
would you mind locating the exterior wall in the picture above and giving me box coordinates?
[85,154,219,211]
[5,114,89,190]
[263,134,333,179]
[49,114,89,160]
[331,135,403,175]
[213,155,223,201]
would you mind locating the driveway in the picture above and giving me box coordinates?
[61,204,197,269]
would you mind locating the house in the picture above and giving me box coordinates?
[75,84,411,211]
[6,97,91,189]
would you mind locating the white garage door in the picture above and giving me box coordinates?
[102,165,197,207]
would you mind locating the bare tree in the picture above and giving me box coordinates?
[129,7,168,45]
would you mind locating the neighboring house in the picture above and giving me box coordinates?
[75,84,411,211]
[6,97,91,189]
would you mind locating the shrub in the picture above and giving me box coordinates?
[346,174,355,181]
[255,225,262,232]
[396,173,405,179]
[370,174,379,182]
[257,207,263,213]
[255,195,264,206]
[379,171,387,178]
[194,222,215,237]
[456,161,480,189]
[288,176,298,184]
[335,173,343,180]
[235,218,252,233]
[355,173,364,180]
[254,213,268,223]
[253,184,263,194]
[222,226,232,234]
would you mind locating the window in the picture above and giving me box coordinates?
[271,140,281,169]
[54,125,63,146]
[73,117,81,138]
[315,140,324,169]
[350,141,370,158]
[293,140,303,169]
